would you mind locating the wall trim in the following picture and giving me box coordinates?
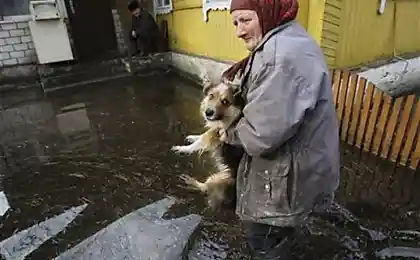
[171,48,237,65]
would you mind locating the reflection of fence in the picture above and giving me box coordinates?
[330,69,419,170]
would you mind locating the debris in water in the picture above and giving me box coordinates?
[376,246,420,259]
[0,191,10,217]
[0,204,88,260]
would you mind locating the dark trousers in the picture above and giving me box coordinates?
[243,221,295,260]
[130,35,157,56]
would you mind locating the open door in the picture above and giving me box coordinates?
[64,0,118,61]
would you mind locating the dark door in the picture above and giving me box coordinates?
[64,0,118,61]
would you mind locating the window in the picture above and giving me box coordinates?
[0,0,30,16]
[202,0,230,22]
[0,0,67,20]
[155,0,172,15]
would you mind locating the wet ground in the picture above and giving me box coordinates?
[0,71,419,259]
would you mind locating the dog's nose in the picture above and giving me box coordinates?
[205,109,215,118]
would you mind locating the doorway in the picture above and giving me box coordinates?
[64,0,118,61]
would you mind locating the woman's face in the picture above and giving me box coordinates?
[231,10,262,51]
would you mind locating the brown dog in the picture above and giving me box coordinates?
[171,74,244,210]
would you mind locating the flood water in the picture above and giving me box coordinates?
[0,71,419,259]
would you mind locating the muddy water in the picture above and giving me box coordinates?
[0,71,419,259]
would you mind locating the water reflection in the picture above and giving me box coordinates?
[0,89,98,174]
[0,72,418,259]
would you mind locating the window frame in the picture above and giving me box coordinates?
[154,0,173,15]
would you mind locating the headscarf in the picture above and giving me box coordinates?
[222,0,299,81]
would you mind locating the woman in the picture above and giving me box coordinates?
[220,0,341,259]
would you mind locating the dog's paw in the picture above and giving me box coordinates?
[185,135,200,144]
[178,174,201,191]
[179,174,195,185]
[171,145,184,153]
[171,145,192,154]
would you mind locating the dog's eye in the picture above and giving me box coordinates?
[208,93,214,99]
[221,99,229,105]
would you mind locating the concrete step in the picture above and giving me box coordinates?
[39,53,171,92]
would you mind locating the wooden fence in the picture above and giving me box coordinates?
[330,69,420,170]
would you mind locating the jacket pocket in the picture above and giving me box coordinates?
[268,163,292,211]
[255,153,293,212]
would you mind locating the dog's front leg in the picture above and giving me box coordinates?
[171,134,206,155]
[185,135,201,144]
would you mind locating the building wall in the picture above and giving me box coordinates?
[320,0,341,67]
[112,9,128,54]
[157,0,310,63]
[0,8,126,70]
[330,0,420,68]
[0,20,37,67]
[159,0,420,70]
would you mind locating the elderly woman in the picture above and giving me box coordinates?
[220,0,341,259]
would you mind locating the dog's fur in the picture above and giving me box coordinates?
[171,74,244,210]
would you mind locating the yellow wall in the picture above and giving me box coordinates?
[320,0,341,67]
[158,0,310,62]
[334,0,420,68]
[158,0,420,69]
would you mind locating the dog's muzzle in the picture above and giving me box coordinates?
[205,109,221,121]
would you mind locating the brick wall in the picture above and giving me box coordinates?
[0,21,37,67]
[0,10,125,69]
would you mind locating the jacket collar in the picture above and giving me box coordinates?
[254,20,296,53]
[238,20,296,94]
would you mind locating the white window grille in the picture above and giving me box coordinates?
[202,0,231,22]
[155,0,173,15]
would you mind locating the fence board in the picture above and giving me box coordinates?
[355,82,374,148]
[328,69,334,86]
[337,71,350,122]
[389,95,416,162]
[410,136,420,169]
[341,73,358,142]
[347,78,367,145]
[332,70,342,108]
[372,95,392,155]
[400,99,420,165]
[380,97,403,159]
[363,89,383,152]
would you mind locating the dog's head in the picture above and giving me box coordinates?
[199,76,242,127]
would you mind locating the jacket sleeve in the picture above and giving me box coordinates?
[224,58,322,157]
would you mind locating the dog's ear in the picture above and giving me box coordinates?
[222,76,241,92]
[200,72,214,95]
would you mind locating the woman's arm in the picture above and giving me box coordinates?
[224,58,324,157]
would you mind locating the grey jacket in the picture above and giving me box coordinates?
[225,21,341,226]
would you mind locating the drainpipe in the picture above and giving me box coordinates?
[378,0,387,14]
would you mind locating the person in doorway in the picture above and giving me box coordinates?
[127,0,160,56]
[219,0,341,259]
